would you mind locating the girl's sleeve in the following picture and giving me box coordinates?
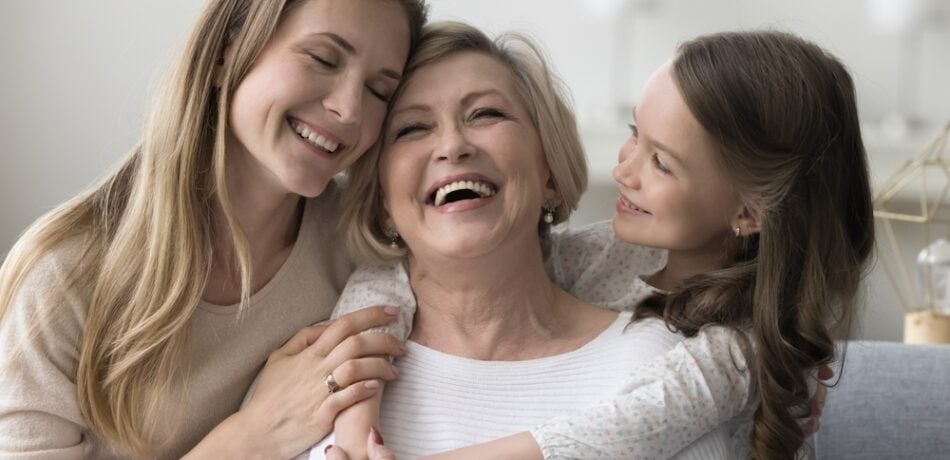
[329,262,416,341]
[530,326,755,459]
[547,221,666,312]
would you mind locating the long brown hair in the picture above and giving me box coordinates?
[0,0,426,455]
[634,31,874,458]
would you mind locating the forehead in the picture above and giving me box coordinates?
[276,0,410,67]
[638,62,715,163]
[394,51,524,109]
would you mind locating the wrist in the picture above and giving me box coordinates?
[184,411,271,460]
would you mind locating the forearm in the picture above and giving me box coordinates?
[332,390,384,460]
[183,412,270,460]
[422,432,542,460]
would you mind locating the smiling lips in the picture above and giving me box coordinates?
[290,119,341,153]
[619,195,652,215]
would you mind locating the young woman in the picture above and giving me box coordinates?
[0,0,427,458]
[326,25,873,459]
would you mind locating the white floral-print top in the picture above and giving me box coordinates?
[332,221,755,459]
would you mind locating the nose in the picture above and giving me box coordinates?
[435,124,473,163]
[323,75,363,126]
[613,137,641,189]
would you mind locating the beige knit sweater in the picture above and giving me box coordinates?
[0,185,353,459]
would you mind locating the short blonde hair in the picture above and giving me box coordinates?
[342,21,588,264]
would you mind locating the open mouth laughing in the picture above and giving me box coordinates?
[425,176,498,208]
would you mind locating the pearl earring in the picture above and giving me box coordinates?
[385,227,400,248]
[543,204,556,224]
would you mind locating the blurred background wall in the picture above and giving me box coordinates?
[2,0,948,341]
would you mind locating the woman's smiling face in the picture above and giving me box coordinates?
[227,0,411,199]
[379,51,557,261]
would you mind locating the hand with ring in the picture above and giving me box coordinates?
[325,372,342,394]
[196,306,406,459]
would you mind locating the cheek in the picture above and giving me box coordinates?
[361,103,388,144]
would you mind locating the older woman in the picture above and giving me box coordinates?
[310,22,741,459]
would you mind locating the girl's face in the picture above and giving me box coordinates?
[379,51,556,261]
[612,62,744,257]
[228,0,410,199]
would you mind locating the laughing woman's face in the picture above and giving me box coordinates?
[379,51,558,261]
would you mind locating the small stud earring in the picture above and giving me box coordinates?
[385,227,400,249]
[734,226,741,237]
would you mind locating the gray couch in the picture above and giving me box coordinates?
[811,341,950,459]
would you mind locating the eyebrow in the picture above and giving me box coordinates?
[632,107,686,164]
[310,32,402,80]
[389,89,509,118]
[460,89,507,107]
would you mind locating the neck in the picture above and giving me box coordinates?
[407,236,591,360]
[202,146,305,304]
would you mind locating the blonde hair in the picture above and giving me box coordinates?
[0,0,427,455]
[342,21,588,264]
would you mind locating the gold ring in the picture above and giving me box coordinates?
[325,372,342,394]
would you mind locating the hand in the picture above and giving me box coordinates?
[802,364,833,437]
[212,306,405,458]
[325,427,395,460]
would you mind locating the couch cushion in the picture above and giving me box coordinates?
[813,341,950,459]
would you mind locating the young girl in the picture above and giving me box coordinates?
[0,0,427,458]
[326,28,873,459]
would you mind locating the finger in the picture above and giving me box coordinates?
[276,321,334,357]
[312,307,400,356]
[325,445,350,460]
[323,332,405,369]
[368,427,397,460]
[314,379,382,428]
[801,417,817,437]
[817,364,834,380]
[328,357,399,388]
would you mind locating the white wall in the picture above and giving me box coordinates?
[2,0,948,341]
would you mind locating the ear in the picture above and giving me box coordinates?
[731,204,761,237]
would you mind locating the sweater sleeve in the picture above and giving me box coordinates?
[329,262,416,341]
[530,326,754,459]
[0,248,95,459]
[546,221,666,312]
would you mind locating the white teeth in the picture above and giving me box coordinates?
[291,121,340,153]
[433,180,496,207]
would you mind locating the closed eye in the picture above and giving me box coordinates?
[307,51,337,69]
[367,85,391,103]
[470,107,508,121]
[652,153,672,175]
[393,123,429,140]
[628,123,639,138]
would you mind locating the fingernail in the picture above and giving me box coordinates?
[370,426,385,445]
[324,444,334,454]
[384,306,400,316]
[364,379,380,390]
[391,365,400,377]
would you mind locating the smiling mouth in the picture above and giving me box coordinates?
[620,196,651,215]
[428,180,498,207]
[289,119,341,153]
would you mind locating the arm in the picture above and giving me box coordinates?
[328,263,416,459]
[547,221,666,312]
[425,326,753,460]
[0,250,92,459]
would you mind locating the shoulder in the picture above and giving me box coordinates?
[551,221,666,271]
